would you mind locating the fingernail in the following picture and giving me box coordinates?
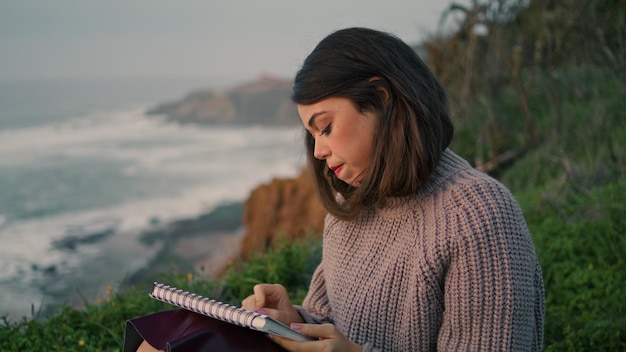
[257,309,269,315]
[290,323,302,330]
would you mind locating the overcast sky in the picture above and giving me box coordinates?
[0,0,465,85]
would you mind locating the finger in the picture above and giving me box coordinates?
[252,284,270,310]
[253,284,288,308]
[290,323,337,339]
[242,284,275,311]
[241,294,257,311]
[267,334,318,352]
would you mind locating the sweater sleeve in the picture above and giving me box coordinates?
[296,264,386,352]
[437,178,544,351]
[294,263,334,325]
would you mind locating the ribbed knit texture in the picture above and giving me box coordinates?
[295,149,544,351]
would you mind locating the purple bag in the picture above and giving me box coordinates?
[124,309,286,352]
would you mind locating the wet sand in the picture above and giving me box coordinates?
[124,202,246,287]
[124,229,245,289]
[174,230,245,277]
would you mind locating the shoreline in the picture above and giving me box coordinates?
[125,201,245,288]
[1,201,247,322]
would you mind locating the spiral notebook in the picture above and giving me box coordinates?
[149,282,314,342]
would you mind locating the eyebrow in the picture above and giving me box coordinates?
[307,111,327,129]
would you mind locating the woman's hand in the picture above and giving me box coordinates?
[269,323,363,352]
[241,283,303,326]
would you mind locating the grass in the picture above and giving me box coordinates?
[0,236,320,351]
[525,180,626,351]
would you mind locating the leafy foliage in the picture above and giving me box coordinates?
[218,234,321,305]
[527,181,626,351]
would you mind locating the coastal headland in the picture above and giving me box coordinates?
[129,76,326,287]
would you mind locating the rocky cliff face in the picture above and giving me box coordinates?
[148,75,299,126]
[238,168,326,260]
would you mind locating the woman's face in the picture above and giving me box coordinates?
[298,97,377,187]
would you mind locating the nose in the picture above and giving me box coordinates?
[313,138,330,160]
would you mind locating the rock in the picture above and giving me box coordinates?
[148,74,299,126]
[238,168,326,260]
[52,220,119,251]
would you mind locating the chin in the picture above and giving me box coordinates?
[346,178,362,187]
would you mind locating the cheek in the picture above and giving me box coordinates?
[347,132,373,167]
[356,140,373,167]
[355,124,375,161]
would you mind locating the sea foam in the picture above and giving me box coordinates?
[0,106,304,319]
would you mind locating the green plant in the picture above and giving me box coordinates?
[529,181,626,351]
[218,234,322,305]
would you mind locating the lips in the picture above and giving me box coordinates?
[330,164,344,176]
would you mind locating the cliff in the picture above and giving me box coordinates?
[238,167,326,261]
[147,74,299,126]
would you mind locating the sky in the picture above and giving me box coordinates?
[0,0,465,86]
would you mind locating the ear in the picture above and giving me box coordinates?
[368,76,390,105]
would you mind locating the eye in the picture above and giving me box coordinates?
[320,124,331,136]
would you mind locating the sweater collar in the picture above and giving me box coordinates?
[379,149,472,211]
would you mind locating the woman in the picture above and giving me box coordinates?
[129,27,544,351]
[241,27,544,351]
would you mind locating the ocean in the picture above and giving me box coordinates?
[0,78,304,320]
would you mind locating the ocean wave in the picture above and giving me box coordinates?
[0,106,304,319]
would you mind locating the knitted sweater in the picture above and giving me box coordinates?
[295,149,544,351]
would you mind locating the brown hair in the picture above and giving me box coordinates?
[292,27,453,220]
